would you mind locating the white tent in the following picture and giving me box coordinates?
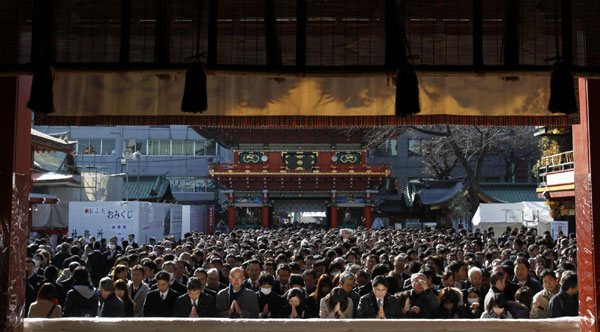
[471,201,553,236]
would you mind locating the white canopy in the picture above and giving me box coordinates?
[471,201,553,234]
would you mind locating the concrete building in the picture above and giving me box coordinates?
[32,125,233,205]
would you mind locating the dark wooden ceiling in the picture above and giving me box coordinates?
[1,0,599,74]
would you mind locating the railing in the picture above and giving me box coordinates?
[24,317,584,332]
[537,151,574,187]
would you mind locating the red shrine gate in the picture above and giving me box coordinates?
[195,128,390,229]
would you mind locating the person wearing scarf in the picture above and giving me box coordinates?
[216,267,259,318]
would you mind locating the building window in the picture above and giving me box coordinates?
[101,139,115,155]
[172,140,185,155]
[375,140,398,157]
[408,139,422,156]
[143,140,216,156]
[76,139,115,155]
[125,139,147,155]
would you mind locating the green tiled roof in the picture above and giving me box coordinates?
[122,175,173,201]
[479,182,542,203]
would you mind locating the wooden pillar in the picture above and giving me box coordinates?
[574,78,600,332]
[364,205,372,229]
[0,76,32,332]
[330,190,337,228]
[226,192,235,230]
[364,191,374,229]
[262,190,269,228]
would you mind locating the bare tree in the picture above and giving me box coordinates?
[415,136,458,180]
[409,125,537,214]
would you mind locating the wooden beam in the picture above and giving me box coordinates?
[296,0,307,73]
[119,0,132,64]
[30,0,55,65]
[473,0,483,68]
[503,0,520,67]
[561,0,573,65]
[154,0,171,64]
[207,0,218,68]
[264,0,282,68]
[4,63,600,78]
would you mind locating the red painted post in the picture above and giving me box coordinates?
[364,205,372,229]
[227,192,235,230]
[330,191,337,228]
[573,78,600,332]
[364,191,373,229]
[262,190,269,227]
[0,76,32,332]
[330,206,337,229]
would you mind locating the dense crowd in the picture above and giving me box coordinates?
[25,225,579,319]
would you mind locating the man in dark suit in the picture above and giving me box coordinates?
[194,268,217,299]
[26,258,45,291]
[143,271,181,317]
[61,247,85,270]
[357,276,401,318]
[206,268,227,294]
[99,277,124,317]
[52,243,71,270]
[86,242,107,287]
[243,260,262,292]
[173,277,216,317]
[272,264,291,295]
[128,234,139,249]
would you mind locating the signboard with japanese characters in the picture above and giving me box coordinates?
[69,201,186,243]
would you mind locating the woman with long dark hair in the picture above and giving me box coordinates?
[306,274,333,317]
[114,279,135,317]
[280,288,308,318]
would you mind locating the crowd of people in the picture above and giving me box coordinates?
[24,225,579,320]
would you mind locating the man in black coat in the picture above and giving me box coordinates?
[26,258,45,291]
[99,277,124,317]
[143,271,180,317]
[86,242,107,287]
[173,277,216,317]
[61,247,85,270]
[407,273,439,318]
[357,276,401,319]
[52,243,71,270]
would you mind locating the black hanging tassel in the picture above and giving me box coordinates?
[27,64,55,114]
[395,64,420,116]
[181,61,208,113]
[548,60,577,114]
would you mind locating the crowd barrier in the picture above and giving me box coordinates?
[24,317,584,332]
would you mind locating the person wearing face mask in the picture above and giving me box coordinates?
[255,272,283,318]
[463,287,484,318]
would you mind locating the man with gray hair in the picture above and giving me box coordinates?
[98,277,124,317]
[338,271,360,316]
[462,267,486,295]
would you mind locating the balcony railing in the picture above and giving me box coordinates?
[537,151,574,188]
